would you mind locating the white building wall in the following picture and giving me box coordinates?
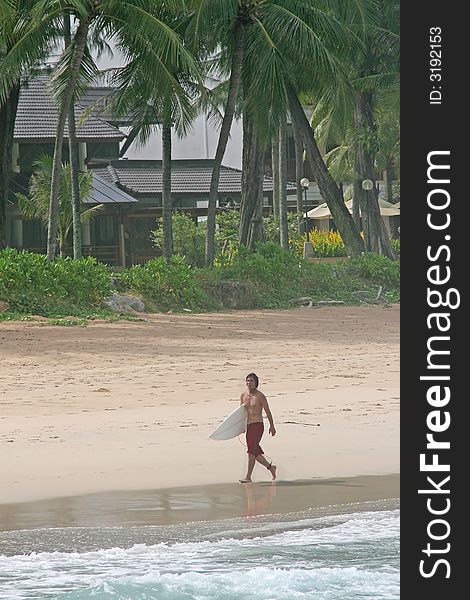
[119,114,243,170]
[94,41,243,169]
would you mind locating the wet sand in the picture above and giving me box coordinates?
[0,474,399,532]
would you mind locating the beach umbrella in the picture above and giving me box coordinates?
[307,198,400,219]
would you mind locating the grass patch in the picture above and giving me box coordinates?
[46,318,88,327]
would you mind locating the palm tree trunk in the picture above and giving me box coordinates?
[0,83,20,249]
[161,120,173,258]
[384,165,398,237]
[47,17,90,260]
[64,14,82,260]
[119,126,140,157]
[352,179,361,229]
[58,223,67,258]
[271,131,280,217]
[279,117,288,249]
[68,106,82,259]
[205,18,244,267]
[287,84,364,257]
[354,92,393,258]
[384,166,393,201]
[292,119,304,234]
[239,114,264,248]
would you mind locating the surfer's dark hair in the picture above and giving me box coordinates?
[246,372,259,387]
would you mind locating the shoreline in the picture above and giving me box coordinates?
[0,473,399,532]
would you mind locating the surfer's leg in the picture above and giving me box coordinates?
[240,454,256,483]
[255,455,277,480]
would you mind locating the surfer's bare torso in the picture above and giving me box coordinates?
[240,389,266,424]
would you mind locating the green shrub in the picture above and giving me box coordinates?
[214,242,308,308]
[151,210,242,268]
[391,238,400,255]
[229,242,301,282]
[346,253,400,287]
[0,249,110,313]
[263,213,303,247]
[1,245,401,317]
[151,212,206,267]
[117,255,207,310]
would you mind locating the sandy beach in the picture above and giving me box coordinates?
[0,305,399,525]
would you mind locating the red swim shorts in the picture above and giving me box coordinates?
[246,422,264,456]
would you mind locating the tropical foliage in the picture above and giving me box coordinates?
[16,155,101,257]
[0,246,400,319]
[299,228,347,258]
[0,0,400,268]
[0,248,110,313]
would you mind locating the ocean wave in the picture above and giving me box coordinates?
[0,508,399,600]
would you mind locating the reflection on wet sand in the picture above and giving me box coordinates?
[0,474,399,532]
[243,482,278,517]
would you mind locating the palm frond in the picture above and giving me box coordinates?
[51,41,99,106]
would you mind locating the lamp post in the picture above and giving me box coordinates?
[361,179,374,191]
[300,177,314,258]
[300,177,309,233]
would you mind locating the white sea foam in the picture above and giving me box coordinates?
[0,508,399,599]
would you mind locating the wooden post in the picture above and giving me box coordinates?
[117,209,126,268]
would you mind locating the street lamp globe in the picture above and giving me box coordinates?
[300,177,310,189]
[361,179,374,191]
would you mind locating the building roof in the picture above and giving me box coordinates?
[86,173,138,205]
[89,159,296,195]
[14,76,125,142]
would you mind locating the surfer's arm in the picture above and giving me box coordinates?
[261,395,276,436]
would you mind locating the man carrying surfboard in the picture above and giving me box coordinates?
[239,372,277,483]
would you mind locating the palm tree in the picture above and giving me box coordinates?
[376,107,399,203]
[271,131,280,217]
[313,90,399,234]
[189,0,245,266]
[17,154,101,257]
[316,0,399,258]
[192,0,370,264]
[107,10,200,260]
[0,0,199,259]
[287,86,364,257]
[0,0,58,248]
[238,112,265,248]
[63,12,82,259]
[338,0,399,256]
[278,116,288,249]
[292,119,305,233]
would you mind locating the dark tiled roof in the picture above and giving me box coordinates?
[90,160,296,195]
[77,86,154,126]
[86,173,138,204]
[14,76,125,141]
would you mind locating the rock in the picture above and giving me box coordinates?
[290,297,313,307]
[215,281,253,309]
[104,293,145,314]
[0,300,10,312]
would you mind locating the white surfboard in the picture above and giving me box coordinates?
[209,405,247,440]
